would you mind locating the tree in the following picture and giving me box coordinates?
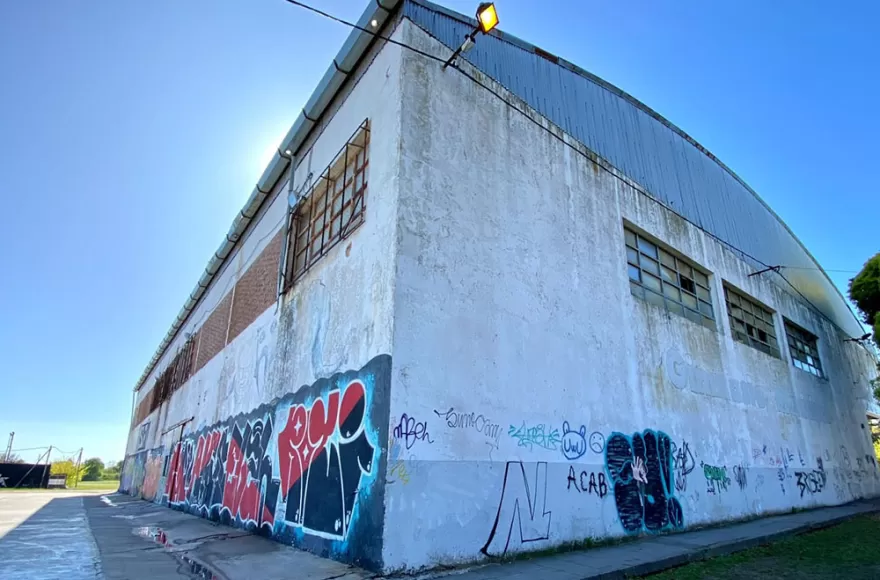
[81,458,104,481]
[849,252,880,344]
[102,461,121,481]
[2,453,26,464]
[849,252,880,399]
[50,460,86,487]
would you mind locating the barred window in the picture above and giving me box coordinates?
[724,286,780,358]
[785,320,824,377]
[625,227,715,329]
[149,335,196,413]
[286,120,370,286]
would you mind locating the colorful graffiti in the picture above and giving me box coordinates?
[142,448,165,501]
[605,430,683,534]
[122,355,390,571]
[277,378,375,540]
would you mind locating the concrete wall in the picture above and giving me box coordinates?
[381,21,880,572]
[120,21,404,571]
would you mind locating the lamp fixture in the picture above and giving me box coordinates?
[443,2,499,69]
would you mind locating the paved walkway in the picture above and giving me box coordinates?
[84,493,368,579]
[3,490,876,579]
[422,499,880,580]
[0,491,102,580]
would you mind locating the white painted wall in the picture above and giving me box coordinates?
[382,20,880,572]
[124,24,404,457]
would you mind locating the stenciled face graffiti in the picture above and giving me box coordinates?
[605,430,684,534]
[129,355,391,571]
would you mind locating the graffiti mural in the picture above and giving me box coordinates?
[142,448,165,502]
[136,421,150,451]
[481,461,551,556]
[125,355,391,571]
[605,430,683,534]
[278,378,375,540]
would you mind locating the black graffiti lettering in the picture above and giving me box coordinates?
[733,464,747,491]
[605,430,683,534]
[671,440,695,493]
[567,466,607,498]
[794,466,827,498]
[392,413,433,450]
[482,462,551,556]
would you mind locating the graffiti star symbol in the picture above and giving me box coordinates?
[294,418,302,434]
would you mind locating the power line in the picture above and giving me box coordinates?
[280,0,871,344]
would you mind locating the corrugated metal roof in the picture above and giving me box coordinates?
[405,0,864,338]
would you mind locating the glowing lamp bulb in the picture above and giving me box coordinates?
[370,19,378,28]
[476,3,498,34]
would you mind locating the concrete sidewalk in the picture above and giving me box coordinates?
[84,494,880,579]
[85,493,369,579]
[422,499,880,580]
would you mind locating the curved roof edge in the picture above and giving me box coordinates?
[407,0,864,338]
[132,0,403,392]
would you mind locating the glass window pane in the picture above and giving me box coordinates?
[638,237,658,258]
[645,288,664,308]
[701,316,715,330]
[643,272,662,293]
[663,283,681,302]
[694,271,709,288]
[682,293,697,309]
[660,250,676,269]
[628,264,641,281]
[627,247,639,265]
[661,265,676,283]
[641,256,660,276]
[630,281,645,299]
[685,308,702,325]
[678,263,693,279]
[699,300,713,318]
[680,276,696,295]
[625,229,637,248]
[667,301,684,317]
[696,286,710,301]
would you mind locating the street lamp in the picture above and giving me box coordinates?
[443,2,499,69]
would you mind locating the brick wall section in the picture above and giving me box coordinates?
[227,229,283,343]
[193,291,233,373]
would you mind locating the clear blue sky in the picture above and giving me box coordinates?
[1,0,876,464]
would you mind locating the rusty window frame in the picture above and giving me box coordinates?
[285,119,370,289]
[148,335,197,413]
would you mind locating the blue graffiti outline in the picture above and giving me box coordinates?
[604,429,684,534]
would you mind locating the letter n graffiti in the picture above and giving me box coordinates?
[481,461,551,556]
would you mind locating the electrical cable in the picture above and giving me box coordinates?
[280,0,874,347]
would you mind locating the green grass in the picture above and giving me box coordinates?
[75,480,119,490]
[0,480,119,492]
[639,515,880,579]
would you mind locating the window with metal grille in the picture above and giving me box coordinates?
[625,226,715,329]
[148,335,196,413]
[724,285,780,357]
[286,120,369,287]
[785,320,824,377]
